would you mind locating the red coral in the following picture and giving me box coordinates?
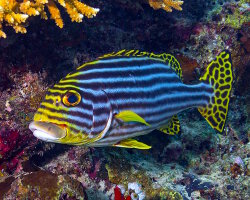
[0,130,19,157]
[0,129,33,172]
[114,186,124,200]
[114,186,131,200]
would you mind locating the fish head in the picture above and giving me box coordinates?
[29,83,93,145]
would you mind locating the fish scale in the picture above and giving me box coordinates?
[29,50,233,149]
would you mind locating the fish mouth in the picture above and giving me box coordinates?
[29,121,67,142]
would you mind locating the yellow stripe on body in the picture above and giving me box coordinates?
[45,95,62,102]
[54,84,80,90]
[33,112,91,145]
[34,109,108,146]
[37,108,66,121]
[63,61,99,79]
[77,60,98,70]
[41,102,69,112]
[34,110,77,131]
[48,88,67,94]
[59,79,80,84]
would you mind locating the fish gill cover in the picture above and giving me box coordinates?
[0,0,249,200]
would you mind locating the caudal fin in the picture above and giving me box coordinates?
[198,51,233,132]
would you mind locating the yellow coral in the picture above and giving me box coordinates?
[149,0,184,12]
[0,0,99,38]
[47,1,63,28]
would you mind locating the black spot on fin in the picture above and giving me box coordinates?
[198,50,233,133]
[158,115,181,135]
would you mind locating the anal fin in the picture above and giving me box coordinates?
[113,138,151,149]
[158,115,180,135]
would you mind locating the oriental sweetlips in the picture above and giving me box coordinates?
[29,50,233,149]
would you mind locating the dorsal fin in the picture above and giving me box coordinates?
[99,49,183,80]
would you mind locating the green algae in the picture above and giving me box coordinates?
[225,0,250,29]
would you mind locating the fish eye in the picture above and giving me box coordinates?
[62,90,81,107]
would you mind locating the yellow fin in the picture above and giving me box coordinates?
[113,138,151,149]
[115,110,150,126]
[158,115,180,135]
[198,51,233,132]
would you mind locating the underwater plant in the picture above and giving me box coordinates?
[0,0,99,38]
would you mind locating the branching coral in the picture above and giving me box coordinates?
[149,0,183,12]
[0,0,99,38]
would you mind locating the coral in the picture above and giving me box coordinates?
[175,54,199,83]
[223,0,250,29]
[0,0,249,199]
[0,176,15,200]
[114,185,131,200]
[2,170,88,199]
[176,173,214,197]
[0,0,99,38]
[0,129,32,173]
[105,157,183,199]
[114,183,145,200]
[0,71,48,131]
[230,163,242,179]
[0,70,48,173]
[128,182,145,200]
[148,0,184,12]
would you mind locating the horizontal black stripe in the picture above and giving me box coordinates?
[35,111,85,133]
[66,65,174,82]
[40,104,92,120]
[41,98,93,111]
[58,76,180,90]
[41,105,92,120]
[38,107,92,130]
[116,95,209,113]
[40,102,110,122]
[42,91,210,119]
[106,86,212,101]
[52,84,213,102]
[76,58,166,73]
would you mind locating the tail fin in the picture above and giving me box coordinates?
[198,51,233,132]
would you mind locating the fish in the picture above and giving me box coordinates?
[29,49,233,149]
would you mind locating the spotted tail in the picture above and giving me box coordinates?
[198,51,233,132]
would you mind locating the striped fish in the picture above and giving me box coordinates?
[29,50,233,149]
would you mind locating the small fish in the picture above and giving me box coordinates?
[29,50,233,149]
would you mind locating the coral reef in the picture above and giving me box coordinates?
[114,183,146,200]
[1,170,87,199]
[0,0,249,199]
[0,0,99,38]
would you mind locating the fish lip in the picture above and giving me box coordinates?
[29,121,67,142]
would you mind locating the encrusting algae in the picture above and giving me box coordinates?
[0,0,99,38]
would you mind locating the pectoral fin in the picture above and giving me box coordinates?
[158,115,180,135]
[113,138,151,149]
[115,110,150,126]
